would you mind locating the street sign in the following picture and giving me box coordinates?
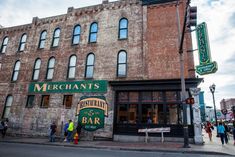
[195,22,218,75]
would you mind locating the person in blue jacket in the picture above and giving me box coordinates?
[217,122,225,145]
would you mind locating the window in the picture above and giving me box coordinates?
[41,95,50,108]
[46,57,55,80]
[11,60,21,81]
[1,36,9,53]
[119,18,128,39]
[63,95,73,109]
[52,28,60,47]
[39,30,47,49]
[2,95,13,119]
[72,25,81,45]
[26,95,35,108]
[117,50,127,77]
[67,55,77,79]
[85,53,95,78]
[89,22,98,43]
[32,58,41,81]
[19,34,27,51]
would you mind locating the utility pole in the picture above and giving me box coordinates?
[176,0,191,148]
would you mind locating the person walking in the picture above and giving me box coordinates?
[205,121,213,141]
[233,121,235,145]
[1,119,8,138]
[67,120,74,142]
[223,122,229,144]
[63,122,69,142]
[217,122,225,145]
[49,122,57,142]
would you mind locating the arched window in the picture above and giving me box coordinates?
[39,30,47,49]
[72,25,81,45]
[89,22,98,43]
[67,55,77,79]
[32,58,41,81]
[2,95,13,119]
[46,57,55,80]
[11,60,21,81]
[51,28,60,47]
[117,50,127,77]
[85,53,95,78]
[1,36,9,53]
[19,34,27,51]
[119,18,128,39]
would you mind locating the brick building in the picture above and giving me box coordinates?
[0,0,201,141]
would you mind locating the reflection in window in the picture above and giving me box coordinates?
[166,104,179,124]
[63,95,73,109]
[46,57,55,80]
[3,95,13,119]
[85,53,95,78]
[118,92,128,102]
[67,55,77,79]
[72,25,81,45]
[153,91,163,102]
[117,104,138,124]
[117,51,127,77]
[19,34,27,51]
[141,92,152,102]
[41,95,50,108]
[32,58,41,81]
[119,18,128,39]
[26,95,35,108]
[39,30,47,49]
[1,36,9,53]
[129,92,138,102]
[166,91,178,101]
[12,60,21,81]
[89,22,98,43]
[52,28,60,47]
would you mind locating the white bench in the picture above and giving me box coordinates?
[138,127,171,143]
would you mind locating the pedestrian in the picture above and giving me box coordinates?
[233,121,235,145]
[63,121,69,142]
[1,119,8,138]
[0,121,5,138]
[217,122,225,145]
[205,121,213,141]
[223,122,229,144]
[49,122,57,142]
[67,119,74,142]
[76,122,82,141]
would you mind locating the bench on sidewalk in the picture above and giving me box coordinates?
[138,127,171,143]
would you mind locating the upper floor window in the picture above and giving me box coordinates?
[19,34,27,51]
[11,60,21,81]
[41,95,50,108]
[85,53,95,78]
[39,30,47,49]
[67,55,77,79]
[117,50,127,77]
[72,25,81,45]
[46,57,55,80]
[32,58,41,81]
[3,95,13,119]
[51,28,60,47]
[26,95,35,108]
[119,18,128,39]
[63,95,73,109]
[89,22,98,43]
[1,36,9,53]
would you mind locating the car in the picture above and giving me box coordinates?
[227,123,234,134]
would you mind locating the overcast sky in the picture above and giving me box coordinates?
[0,0,234,109]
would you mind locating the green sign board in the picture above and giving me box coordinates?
[195,22,218,75]
[77,96,108,131]
[28,80,107,93]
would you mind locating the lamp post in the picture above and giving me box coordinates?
[209,84,218,137]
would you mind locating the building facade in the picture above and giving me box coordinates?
[0,0,201,141]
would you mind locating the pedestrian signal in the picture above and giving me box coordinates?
[186,97,194,104]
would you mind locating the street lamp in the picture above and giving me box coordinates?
[209,84,219,137]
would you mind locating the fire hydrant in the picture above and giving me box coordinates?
[74,133,79,144]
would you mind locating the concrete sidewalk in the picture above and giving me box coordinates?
[0,130,234,156]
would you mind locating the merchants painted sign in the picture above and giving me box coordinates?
[195,22,218,75]
[77,96,108,131]
[28,80,107,93]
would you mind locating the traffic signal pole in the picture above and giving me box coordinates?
[176,0,191,148]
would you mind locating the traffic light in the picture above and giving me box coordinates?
[185,97,194,105]
[186,6,197,28]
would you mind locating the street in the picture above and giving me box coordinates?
[0,143,231,157]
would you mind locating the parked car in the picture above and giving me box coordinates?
[227,123,234,134]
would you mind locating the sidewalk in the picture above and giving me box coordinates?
[0,130,234,156]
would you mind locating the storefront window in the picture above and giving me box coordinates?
[129,92,138,102]
[166,91,178,101]
[141,92,151,102]
[118,92,128,102]
[166,104,179,124]
[128,104,138,124]
[152,91,163,102]
[117,104,128,124]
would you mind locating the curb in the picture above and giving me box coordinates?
[0,140,233,156]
